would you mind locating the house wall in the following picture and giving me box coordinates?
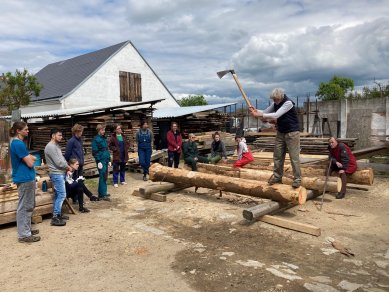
[64,43,179,109]
[303,97,389,149]
[20,100,62,114]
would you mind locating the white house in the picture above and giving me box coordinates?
[21,41,179,115]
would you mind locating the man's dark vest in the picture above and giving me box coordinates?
[273,95,300,133]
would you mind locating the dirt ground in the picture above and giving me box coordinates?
[0,172,388,292]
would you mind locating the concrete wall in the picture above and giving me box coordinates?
[303,97,388,149]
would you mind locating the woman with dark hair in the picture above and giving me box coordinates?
[9,121,40,242]
[108,124,130,187]
[166,122,182,168]
[136,120,153,181]
[66,158,99,213]
[209,132,227,164]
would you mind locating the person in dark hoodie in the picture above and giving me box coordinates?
[64,124,85,175]
[209,132,227,164]
[182,133,209,171]
[166,122,182,168]
[136,120,153,181]
[108,124,130,188]
[249,88,301,188]
[328,137,357,199]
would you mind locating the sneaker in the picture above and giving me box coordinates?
[268,177,282,185]
[51,216,66,226]
[59,214,69,220]
[114,184,119,188]
[90,195,99,201]
[143,175,147,181]
[292,181,301,188]
[120,182,127,185]
[101,197,111,202]
[336,192,345,199]
[79,207,90,213]
[31,229,39,235]
[106,193,111,197]
[18,235,41,243]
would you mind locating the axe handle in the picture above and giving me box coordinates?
[231,73,252,108]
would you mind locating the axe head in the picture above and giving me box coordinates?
[217,69,235,79]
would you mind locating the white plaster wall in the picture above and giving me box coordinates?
[64,43,179,109]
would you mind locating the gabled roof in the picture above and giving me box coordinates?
[33,41,128,101]
[32,41,177,104]
[153,103,236,119]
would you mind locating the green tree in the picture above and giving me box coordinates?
[178,95,208,107]
[0,69,42,114]
[316,75,354,101]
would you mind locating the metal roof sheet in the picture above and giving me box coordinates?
[16,99,163,119]
[153,103,236,119]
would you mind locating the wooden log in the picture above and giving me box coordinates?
[0,193,53,214]
[197,163,341,193]
[241,164,374,186]
[132,189,167,202]
[139,183,179,196]
[149,163,307,205]
[260,215,321,236]
[243,201,280,221]
[0,203,53,225]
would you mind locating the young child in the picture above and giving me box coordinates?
[233,135,254,168]
[66,158,99,213]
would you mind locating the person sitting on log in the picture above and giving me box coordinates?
[233,135,254,168]
[66,158,99,213]
[328,137,357,199]
[208,132,227,164]
[182,133,209,171]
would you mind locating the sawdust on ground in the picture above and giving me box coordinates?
[0,172,388,292]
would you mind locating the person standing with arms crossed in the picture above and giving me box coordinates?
[9,121,40,242]
[136,121,153,181]
[45,128,71,226]
[92,124,111,201]
[249,88,302,188]
[166,122,182,168]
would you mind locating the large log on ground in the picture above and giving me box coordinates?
[197,163,341,193]
[240,164,374,186]
[139,183,178,196]
[149,163,307,204]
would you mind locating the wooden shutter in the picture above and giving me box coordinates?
[119,71,142,102]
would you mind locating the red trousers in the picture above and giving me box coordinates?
[233,151,254,168]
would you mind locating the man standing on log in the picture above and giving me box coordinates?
[328,137,357,199]
[182,134,209,171]
[9,121,40,243]
[45,128,71,226]
[249,88,301,188]
[166,122,182,168]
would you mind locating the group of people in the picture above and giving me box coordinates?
[9,87,357,243]
[9,120,153,242]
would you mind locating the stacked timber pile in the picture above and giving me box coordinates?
[181,111,231,135]
[191,132,236,156]
[251,136,357,154]
[127,150,167,171]
[27,109,152,177]
[0,180,54,225]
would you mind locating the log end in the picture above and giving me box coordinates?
[298,187,307,205]
[242,210,254,221]
[369,168,374,185]
[336,177,342,192]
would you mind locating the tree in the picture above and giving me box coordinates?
[316,75,354,101]
[178,95,208,107]
[0,69,42,114]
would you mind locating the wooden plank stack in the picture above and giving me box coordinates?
[190,131,236,156]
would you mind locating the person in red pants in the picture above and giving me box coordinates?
[233,136,254,168]
[328,137,357,199]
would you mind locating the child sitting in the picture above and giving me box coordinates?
[66,158,99,213]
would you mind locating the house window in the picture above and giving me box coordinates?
[119,71,142,102]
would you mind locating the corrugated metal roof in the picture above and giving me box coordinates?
[33,41,128,101]
[153,103,236,119]
[17,99,163,119]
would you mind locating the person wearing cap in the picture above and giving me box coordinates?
[249,88,301,188]
[182,133,209,171]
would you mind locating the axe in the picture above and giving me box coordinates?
[217,69,253,108]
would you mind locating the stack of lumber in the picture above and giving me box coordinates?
[251,136,357,154]
[127,150,167,171]
[0,181,53,225]
[27,108,153,177]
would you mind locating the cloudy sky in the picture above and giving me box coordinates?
[1,0,389,106]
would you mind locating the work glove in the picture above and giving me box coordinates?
[97,162,103,169]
